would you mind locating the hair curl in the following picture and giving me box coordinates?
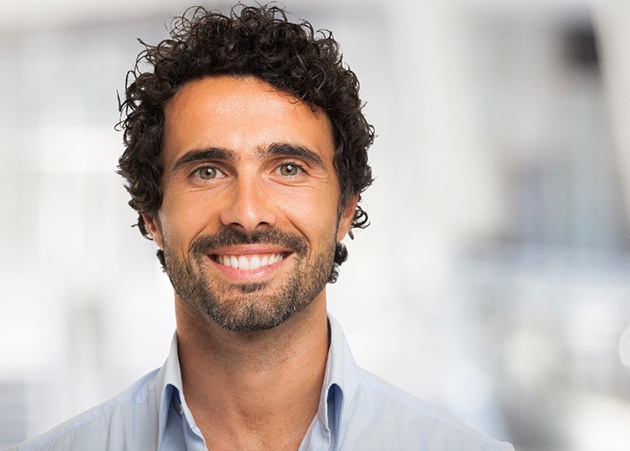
[117,4,374,282]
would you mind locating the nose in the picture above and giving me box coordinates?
[219,175,277,232]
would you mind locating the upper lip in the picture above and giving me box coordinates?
[209,244,293,257]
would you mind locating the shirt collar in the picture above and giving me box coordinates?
[155,333,202,449]
[315,315,362,447]
[154,315,361,449]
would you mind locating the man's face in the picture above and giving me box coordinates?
[143,75,356,332]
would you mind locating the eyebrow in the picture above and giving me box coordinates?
[264,143,326,170]
[170,142,327,174]
[170,147,236,174]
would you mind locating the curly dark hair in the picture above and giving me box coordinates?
[117,4,374,283]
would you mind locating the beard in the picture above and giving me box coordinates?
[161,226,337,332]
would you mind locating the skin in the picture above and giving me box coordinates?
[142,75,357,450]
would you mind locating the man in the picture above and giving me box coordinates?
[10,5,513,450]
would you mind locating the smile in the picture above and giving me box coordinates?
[214,253,286,270]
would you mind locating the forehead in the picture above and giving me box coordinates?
[162,75,335,165]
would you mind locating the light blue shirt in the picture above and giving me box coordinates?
[8,316,513,450]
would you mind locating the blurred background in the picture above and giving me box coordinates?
[1,0,630,449]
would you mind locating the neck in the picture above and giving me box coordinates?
[175,294,329,450]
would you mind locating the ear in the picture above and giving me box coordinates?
[142,213,164,249]
[336,195,359,242]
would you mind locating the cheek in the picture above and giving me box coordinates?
[276,187,337,225]
[278,191,341,242]
[160,193,221,241]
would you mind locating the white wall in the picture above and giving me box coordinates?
[2,1,630,449]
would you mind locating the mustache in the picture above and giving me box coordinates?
[190,227,308,256]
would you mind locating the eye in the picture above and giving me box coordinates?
[193,166,223,180]
[278,162,303,177]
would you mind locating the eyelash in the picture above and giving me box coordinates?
[191,165,225,181]
[277,161,306,176]
[189,161,307,181]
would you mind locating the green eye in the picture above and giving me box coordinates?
[196,167,220,180]
[279,163,300,176]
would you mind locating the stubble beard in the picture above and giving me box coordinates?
[161,227,337,332]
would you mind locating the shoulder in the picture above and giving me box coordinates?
[338,368,513,451]
[8,369,161,451]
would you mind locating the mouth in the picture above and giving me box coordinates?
[211,252,290,270]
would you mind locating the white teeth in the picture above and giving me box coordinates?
[218,253,284,270]
[238,256,250,270]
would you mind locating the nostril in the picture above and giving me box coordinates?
[220,190,277,231]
